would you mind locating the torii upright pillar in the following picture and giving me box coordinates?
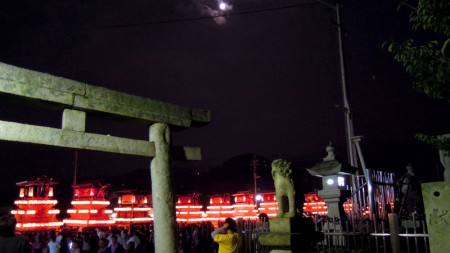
[150,123,177,253]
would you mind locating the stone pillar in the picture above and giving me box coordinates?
[388,213,401,253]
[150,123,178,253]
[317,190,347,219]
[438,134,450,181]
[422,182,450,253]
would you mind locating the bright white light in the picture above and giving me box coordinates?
[338,176,345,187]
[326,178,334,186]
[255,194,263,202]
[219,2,227,11]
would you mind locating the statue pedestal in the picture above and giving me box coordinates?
[259,217,323,253]
[422,182,450,253]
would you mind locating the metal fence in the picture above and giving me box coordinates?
[238,168,428,253]
[351,170,396,221]
[239,219,271,253]
[239,213,429,253]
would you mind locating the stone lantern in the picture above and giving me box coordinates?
[307,144,357,220]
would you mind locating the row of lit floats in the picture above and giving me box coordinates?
[12,196,352,230]
[12,198,348,222]
[10,178,351,231]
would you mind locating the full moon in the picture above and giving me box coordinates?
[219,2,227,11]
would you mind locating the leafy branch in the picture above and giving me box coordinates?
[384,39,450,100]
[384,0,450,152]
[416,134,450,153]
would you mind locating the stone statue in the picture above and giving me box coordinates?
[271,159,297,218]
[400,164,415,196]
[261,159,324,252]
[393,163,425,218]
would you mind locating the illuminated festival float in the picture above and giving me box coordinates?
[232,191,265,219]
[113,190,153,227]
[63,182,114,227]
[11,176,63,231]
[173,191,351,224]
[174,192,277,225]
[175,194,204,223]
[175,193,236,224]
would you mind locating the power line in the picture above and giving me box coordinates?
[89,1,320,31]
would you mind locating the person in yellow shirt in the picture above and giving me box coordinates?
[211,218,241,253]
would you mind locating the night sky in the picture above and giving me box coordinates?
[0,0,449,206]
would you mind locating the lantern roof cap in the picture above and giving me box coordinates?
[307,144,358,177]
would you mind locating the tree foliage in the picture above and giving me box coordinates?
[386,39,449,100]
[416,133,450,153]
[384,0,450,151]
[384,0,450,100]
[410,0,450,37]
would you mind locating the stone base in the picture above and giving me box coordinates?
[268,216,318,234]
[422,181,450,253]
[259,233,305,247]
[269,217,301,233]
[269,250,315,253]
[259,217,323,253]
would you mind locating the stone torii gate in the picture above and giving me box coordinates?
[0,62,211,253]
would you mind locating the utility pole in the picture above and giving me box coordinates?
[316,0,375,218]
[335,1,357,167]
[73,150,78,195]
[250,154,260,205]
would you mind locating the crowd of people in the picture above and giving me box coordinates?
[178,222,216,253]
[0,215,156,253]
[0,215,241,253]
[0,214,29,253]
[179,219,241,253]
